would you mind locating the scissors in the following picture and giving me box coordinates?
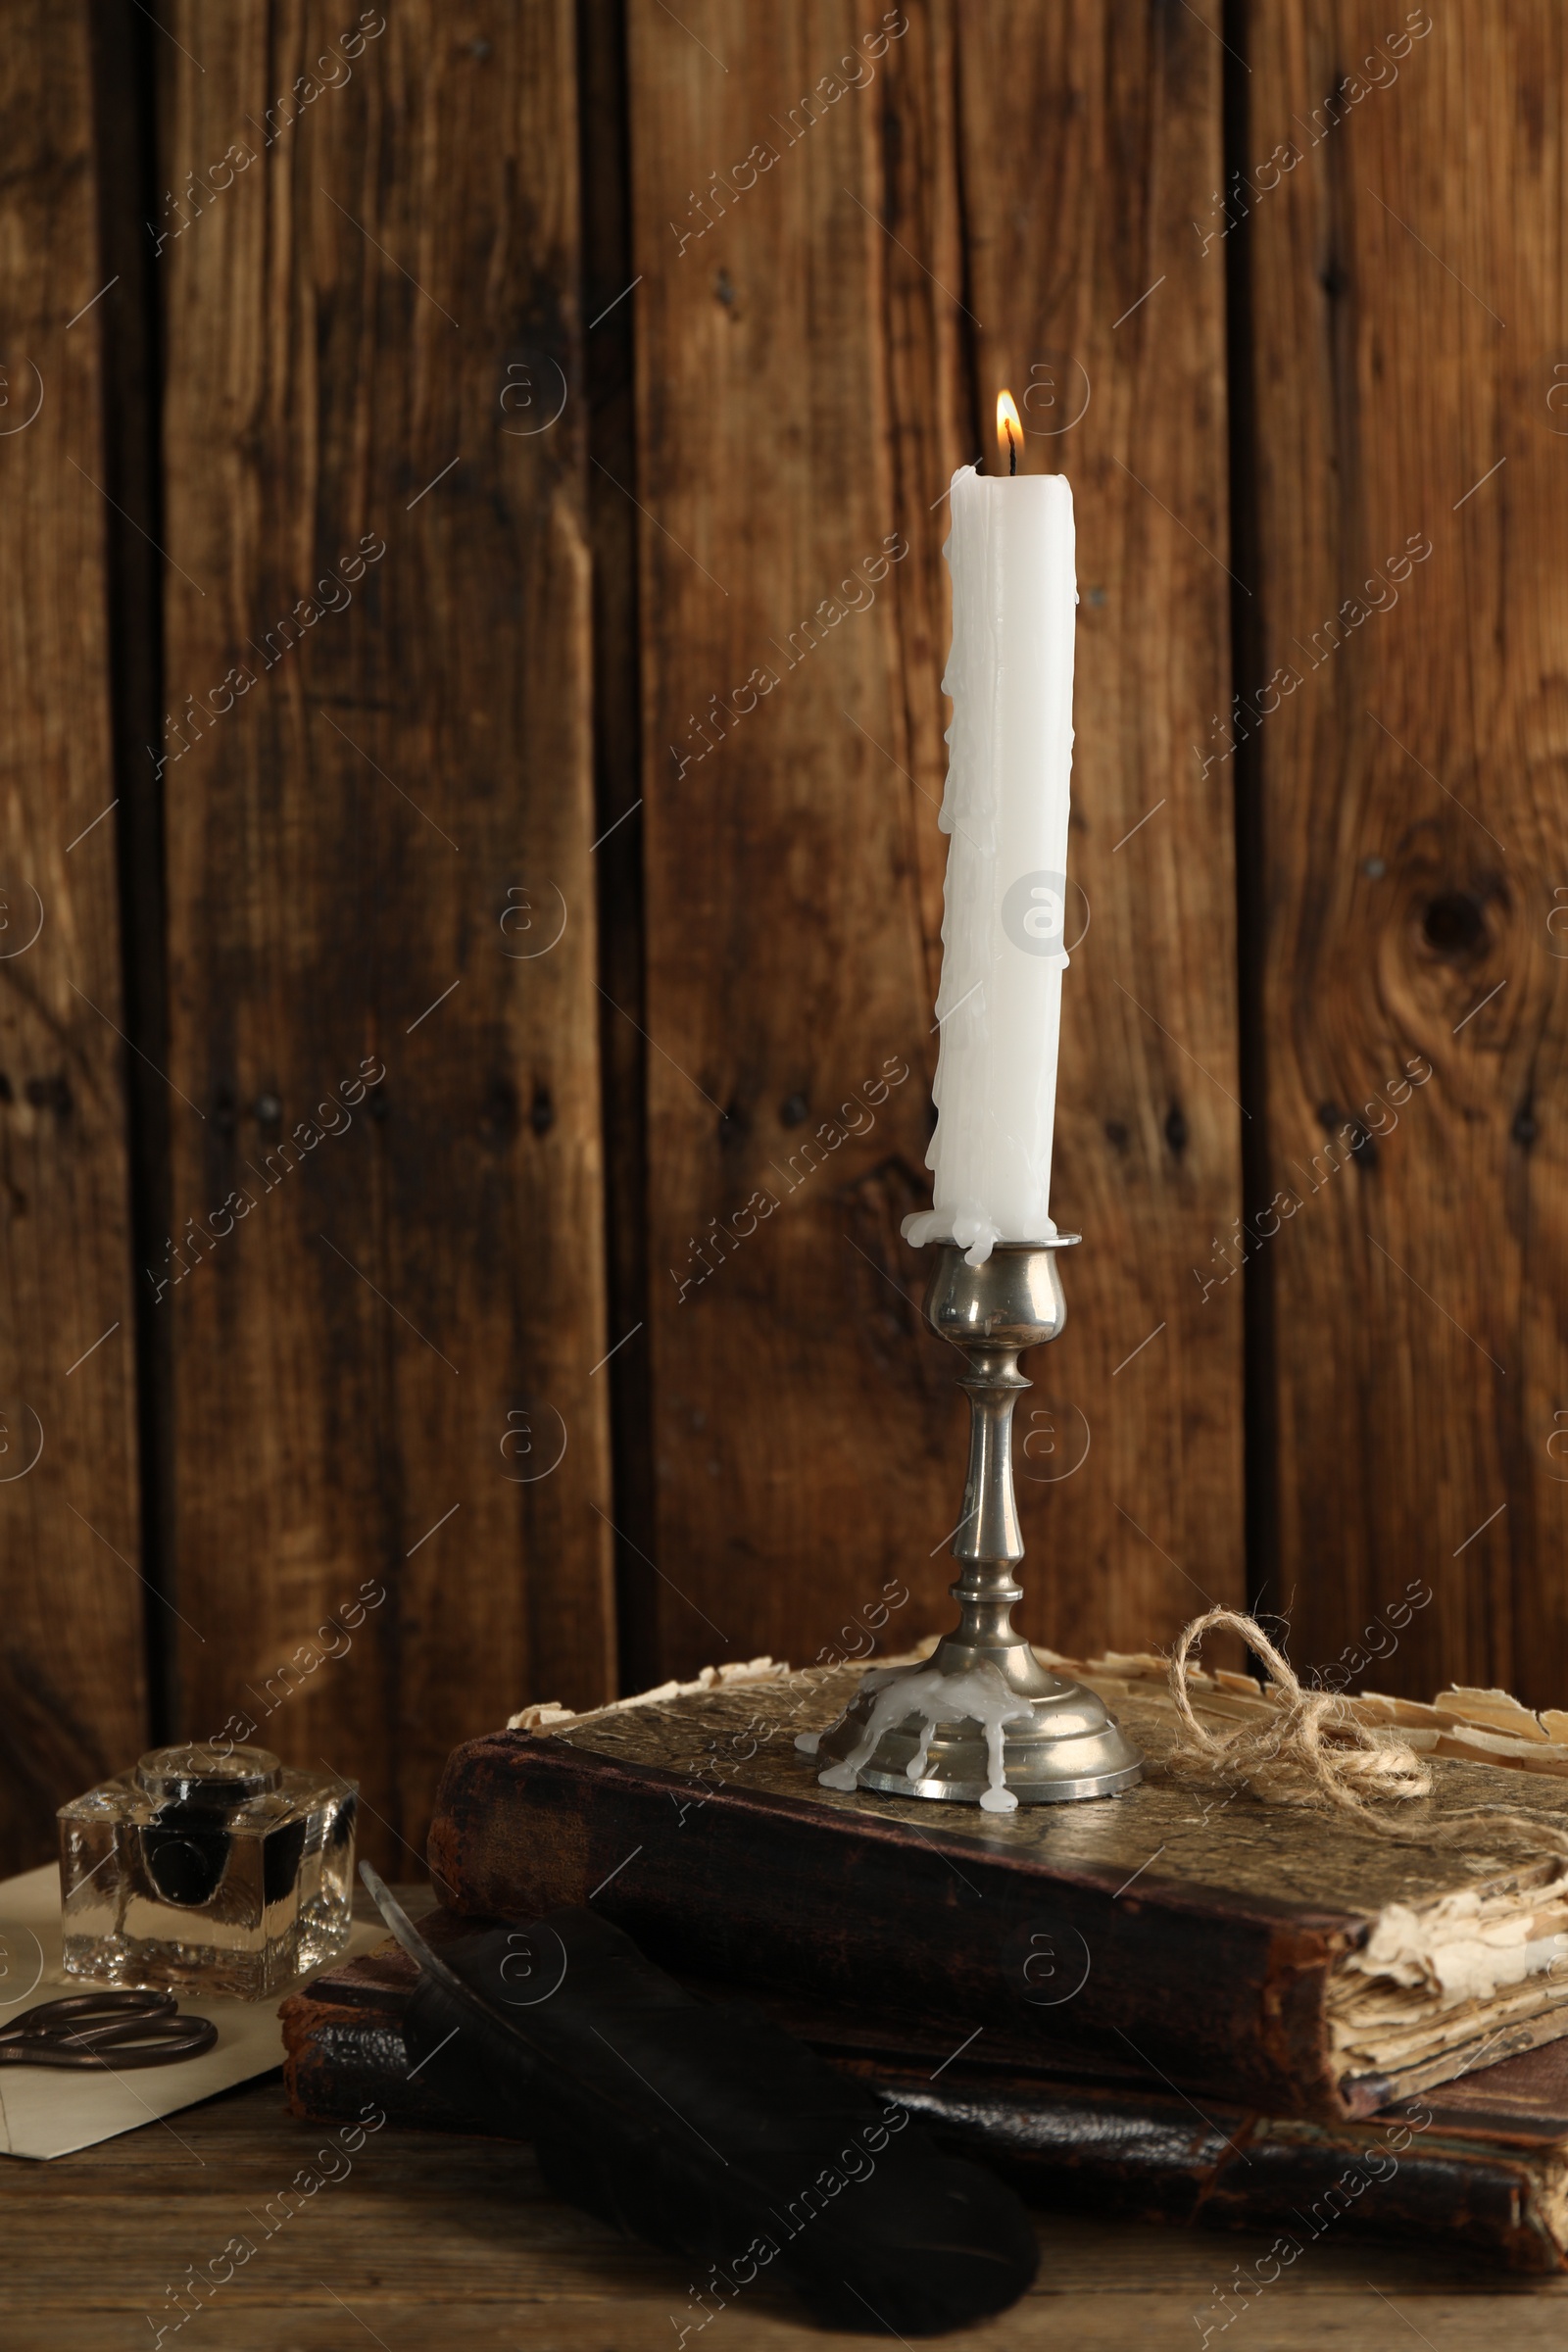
[0,1990,218,2069]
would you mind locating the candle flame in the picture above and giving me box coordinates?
[996,389,1022,467]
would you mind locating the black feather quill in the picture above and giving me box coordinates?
[360,1866,1036,2335]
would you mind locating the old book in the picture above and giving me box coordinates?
[282,1923,1568,2276]
[424,1654,1568,2121]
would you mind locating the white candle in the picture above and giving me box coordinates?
[904,411,1077,1266]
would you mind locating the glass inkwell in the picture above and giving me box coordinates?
[58,1744,357,1998]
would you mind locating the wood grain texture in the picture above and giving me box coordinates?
[626,0,968,1676]
[0,0,148,1866]
[157,1,614,1863]
[1245,3,1568,1697]
[0,2073,1564,2349]
[623,2,1243,1682]
[577,0,661,1689]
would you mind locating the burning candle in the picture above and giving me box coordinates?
[903,392,1077,1266]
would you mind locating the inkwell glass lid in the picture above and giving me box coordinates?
[135,1744,282,1806]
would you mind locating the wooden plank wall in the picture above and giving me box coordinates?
[151,0,615,1868]
[1246,0,1568,1702]
[623,0,1244,1677]
[2,0,1564,1872]
[0,0,149,1870]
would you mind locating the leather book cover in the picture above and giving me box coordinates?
[423,1658,1568,2121]
[281,1923,1568,2276]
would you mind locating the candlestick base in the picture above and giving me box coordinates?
[815,1238,1144,1806]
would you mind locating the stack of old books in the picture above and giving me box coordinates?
[283,1648,1568,2271]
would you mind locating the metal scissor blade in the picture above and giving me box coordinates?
[357,1862,542,2064]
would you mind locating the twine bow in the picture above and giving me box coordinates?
[1166,1607,1433,1819]
[1165,1606,1568,1867]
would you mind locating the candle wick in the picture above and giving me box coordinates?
[1006,424,1017,476]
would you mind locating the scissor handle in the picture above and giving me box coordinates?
[19,1991,175,2034]
[0,1989,217,2068]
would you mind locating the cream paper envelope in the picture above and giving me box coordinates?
[0,1862,384,2161]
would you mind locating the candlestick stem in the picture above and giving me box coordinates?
[816,1238,1144,1804]
[940,1347,1059,1695]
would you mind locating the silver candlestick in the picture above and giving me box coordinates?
[816,1238,1144,1804]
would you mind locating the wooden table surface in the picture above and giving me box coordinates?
[1,2069,1565,2352]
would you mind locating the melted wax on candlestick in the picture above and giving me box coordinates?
[798,1660,1032,1813]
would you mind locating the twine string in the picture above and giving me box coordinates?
[1165,1606,1568,1869]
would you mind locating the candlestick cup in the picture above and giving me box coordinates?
[814,1238,1144,1805]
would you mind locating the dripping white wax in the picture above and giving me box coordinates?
[903,466,1077,1268]
[808,1660,1033,1814]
